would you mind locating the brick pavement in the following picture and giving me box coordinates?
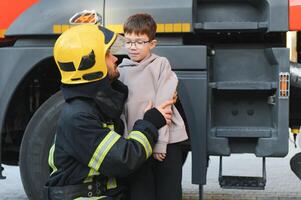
[1,139,301,200]
[182,139,301,200]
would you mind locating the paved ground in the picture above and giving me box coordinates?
[1,140,301,200]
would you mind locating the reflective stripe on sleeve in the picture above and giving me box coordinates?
[127,131,152,158]
[48,144,57,175]
[106,177,117,190]
[88,130,121,171]
[102,123,114,131]
[84,168,100,183]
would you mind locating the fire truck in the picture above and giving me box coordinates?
[1,0,301,199]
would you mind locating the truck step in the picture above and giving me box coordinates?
[219,175,265,190]
[218,156,266,190]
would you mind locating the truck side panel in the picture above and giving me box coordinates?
[195,0,288,32]
[0,47,53,139]
[177,71,208,184]
[0,0,39,38]
[105,0,193,33]
[207,47,290,157]
[154,46,208,184]
[6,0,103,36]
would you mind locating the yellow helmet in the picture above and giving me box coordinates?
[53,24,123,84]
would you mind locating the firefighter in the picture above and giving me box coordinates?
[44,24,174,200]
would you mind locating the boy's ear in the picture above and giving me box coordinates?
[150,39,157,49]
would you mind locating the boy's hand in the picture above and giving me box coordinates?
[153,153,166,161]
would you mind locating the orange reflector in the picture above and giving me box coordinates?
[69,10,102,25]
[74,13,96,24]
[279,72,290,98]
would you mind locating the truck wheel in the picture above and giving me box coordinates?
[19,91,64,200]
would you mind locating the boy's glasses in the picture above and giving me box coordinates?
[124,40,150,49]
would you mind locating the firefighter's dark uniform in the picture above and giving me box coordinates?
[45,78,165,199]
[45,24,167,200]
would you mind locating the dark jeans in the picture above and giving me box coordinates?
[128,142,185,200]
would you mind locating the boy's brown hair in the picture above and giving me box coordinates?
[123,13,157,40]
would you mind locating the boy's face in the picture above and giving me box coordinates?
[124,33,157,62]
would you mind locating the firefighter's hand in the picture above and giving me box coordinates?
[156,100,173,124]
[153,153,166,161]
[144,100,173,124]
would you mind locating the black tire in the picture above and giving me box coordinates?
[19,91,64,200]
[290,152,301,181]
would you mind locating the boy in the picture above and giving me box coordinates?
[118,13,188,200]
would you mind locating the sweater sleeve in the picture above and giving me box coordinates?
[154,58,178,153]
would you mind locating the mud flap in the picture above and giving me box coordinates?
[0,164,6,179]
[290,152,301,180]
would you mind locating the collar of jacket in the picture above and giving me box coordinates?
[61,77,128,120]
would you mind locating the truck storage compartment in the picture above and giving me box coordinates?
[195,0,288,32]
[211,90,275,138]
[210,47,278,89]
[207,46,290,157]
